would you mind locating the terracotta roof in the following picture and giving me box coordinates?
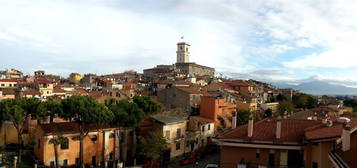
[216,82,234,90]
[152,115,186,125]
[39,122,113,134]
[190,116,214,124]
[227,80,251,87]
[34,78,53,84]
[304,123,342,140]
[73,88,88,95]
[22,89,41,95]
[220,118,321,143]
[88,92,107,99]
[0,79,19,82]
[177,87,211,96]
[310,106,338,113]
[53,87,66,93]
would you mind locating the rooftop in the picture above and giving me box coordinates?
[152,115,186,125]
[219,118,321,143]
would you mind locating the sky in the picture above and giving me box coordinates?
[1,0,357,85]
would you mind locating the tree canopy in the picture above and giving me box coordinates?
[107,96,162,127]
[59,95,113,125]
[236,109,251,126]
[138,130,168,161]
[292,93,317,109]
[276,101,294,117]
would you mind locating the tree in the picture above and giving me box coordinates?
[59,95,113,168]
[292,93,317,109]
[138,130,168,168]
[276,101,294,117]
[236,109,251,126]
[48,127,66,168]
[132,96,162,116]
[107,96,163,165]
[0,98,41,163]
[276,94,287,102]
[37,99,62,123]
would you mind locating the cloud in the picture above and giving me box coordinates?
[0,0,357,82]
[0,32,16,41]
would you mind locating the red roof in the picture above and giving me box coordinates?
[34,78,53,84]
[0,79,19,82]
[304,123,342,140]
[53,87,66,93]
[190,116,214,124]
[39,122,113,134]
[22,89,41,95]
[227,80,251,87]
[220,118,321,143]
[88,92,108,99]
[177,87,211,96]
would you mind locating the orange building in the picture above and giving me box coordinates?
[199,96,236,131]
[34,122,134,167]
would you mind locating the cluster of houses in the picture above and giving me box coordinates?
[1,41,356,168]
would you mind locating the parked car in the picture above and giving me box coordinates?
[179,147,205,165]
[205,163,219,168]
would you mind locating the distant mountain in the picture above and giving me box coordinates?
[274,80,357,95]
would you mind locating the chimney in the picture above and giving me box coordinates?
[248,118,254,137]
[232,112,237,129]
[342,123,351,151]
[276,118,282,139]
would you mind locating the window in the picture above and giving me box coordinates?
[165,130,170,139]
[50,161,55,167]
[176,142,181,150]
[312,162,318,168]
[75,158,80,165]
[38,139,40,149]
[63,159,68,166]
[61,138,69,150]
[256,149,260,158]
[110,153,114,160]
[176,128,181,138]
[91,135,98,142]
[201,139,204,145]
[201,126,205,132]
[92,156,96,166]
[208,124,211,130]
[120,132,125,144]
[1,84,4,86]
[9,84,12,87]
[186,141,190,147]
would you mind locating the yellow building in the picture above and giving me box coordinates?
[260,102,279,113]
[152,115,187,159]
[69,73,83,84]
[236,97,258,112]
[0,79,18,88]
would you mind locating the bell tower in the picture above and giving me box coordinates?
[176,42,190,63]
